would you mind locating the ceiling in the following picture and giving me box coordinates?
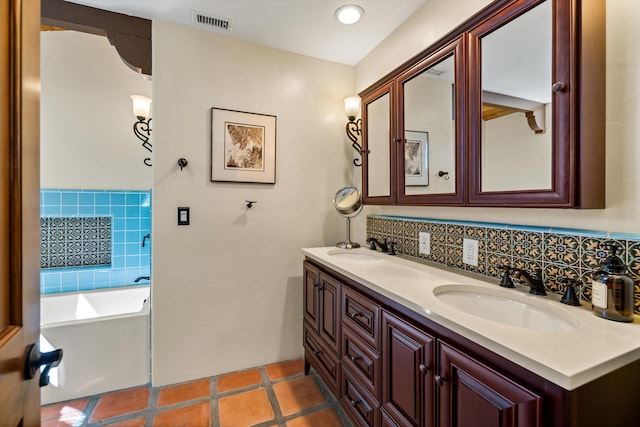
[65,0,427,66]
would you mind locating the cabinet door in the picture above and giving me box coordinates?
[382,311,435,427]
[438,342,542,427]
[303,261,320,331]
[396,37,465,205]
[318,272,341,354]
[362,81,396,204]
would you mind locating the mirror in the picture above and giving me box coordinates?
[333,186,362,249]
[365,92,391,198]
[480,0,552,192]
[402,54,457,196]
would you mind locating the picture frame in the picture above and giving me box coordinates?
[404,130,429,186]
[211,108,277,184]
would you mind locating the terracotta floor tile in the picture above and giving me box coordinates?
[41,398,89,427]
[158,378,210,406]
[217,368,262,393]
[153,401,211,427]
[103,418,146,427]
[286,407,345,427]
[89,386,150,422]
[265,358,304,381]
[218,388,275,427]
[273,376,327,416]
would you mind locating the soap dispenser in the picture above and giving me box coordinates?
[591,244,635,322]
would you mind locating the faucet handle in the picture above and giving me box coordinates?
[388,242,396,256]
[495,264,515,288]
[557,276,582,306]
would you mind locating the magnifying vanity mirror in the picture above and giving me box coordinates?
[333,186,362,249]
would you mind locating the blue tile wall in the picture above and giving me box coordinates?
[40,189,151,295]
[366,215,640,315]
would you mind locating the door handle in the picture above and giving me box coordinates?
[24,343,63,387]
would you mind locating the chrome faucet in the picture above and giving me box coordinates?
[513,268,546,295]
[366,237,389,253]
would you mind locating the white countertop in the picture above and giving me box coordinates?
[302,246,640,390]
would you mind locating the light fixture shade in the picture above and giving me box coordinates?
[130,95,152,120]
[344,95,361,120]
[335,5,365,25]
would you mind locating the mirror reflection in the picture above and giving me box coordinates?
[366,93,391,197]
[403,54,456,195]
[480,0,552,192]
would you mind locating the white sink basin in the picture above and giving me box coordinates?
[327,249,382,262]
[433,285,580,332]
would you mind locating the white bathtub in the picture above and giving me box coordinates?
[40,285,150,404]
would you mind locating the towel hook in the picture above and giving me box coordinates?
[178,158,188,171]
[438,170,450,180]
[246,200,257,208]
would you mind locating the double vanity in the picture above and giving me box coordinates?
[302,247,640,427]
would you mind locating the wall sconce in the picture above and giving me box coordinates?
[344,95,366,167]
[130,94,152,167]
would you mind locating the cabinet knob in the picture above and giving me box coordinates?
[393,137,401,143]
[552,82,567,93]
[418,363,429,375]
[435,375,446,386]
[350,399,360,407]
[350,355,360,362]
[313,349,321,356]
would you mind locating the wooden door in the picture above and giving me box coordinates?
[0,0,42,424]
[381,311,435,427]
[302,261,320,331]
[438,342,542,427]
[318,272,340,354]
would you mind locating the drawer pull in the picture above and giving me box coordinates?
[350,399,360,407]
[313,349,322,356]
[350,311,362,319]
[435,375,446,386]
[350,355,360,362]
[418,363,429,374]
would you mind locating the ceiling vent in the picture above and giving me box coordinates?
[425,68,445,76]
[192,10,233,33]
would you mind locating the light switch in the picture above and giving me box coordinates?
[178,207,189,225]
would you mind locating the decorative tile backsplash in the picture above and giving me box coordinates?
[40,216,112,268]
[40,189,151,294]
[366,215,640,315]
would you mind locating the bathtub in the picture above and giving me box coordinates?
[40,285,150,404]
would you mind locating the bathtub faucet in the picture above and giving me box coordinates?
[142,234,151,247]
[134,276,150,283]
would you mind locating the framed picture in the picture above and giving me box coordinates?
[211,108,276,183]
[404,130,429,186]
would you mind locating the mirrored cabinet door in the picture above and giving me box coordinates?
[467,0,604,207]
[362,82,395,204]
[397,38,465,205]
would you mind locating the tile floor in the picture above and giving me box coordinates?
[41,359,353,427]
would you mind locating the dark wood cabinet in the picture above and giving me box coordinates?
[381,311,435,427]
[438,341,543,427]
[303,261,341,395]
[303,257,640,427]
[359,0,604,208]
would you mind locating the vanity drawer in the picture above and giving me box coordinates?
[342,324,381,400]
[341,366,380,427]
[342,286,380,350]
[304,324,340,396]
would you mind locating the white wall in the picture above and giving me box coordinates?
[352,0,640,241]
[40,31,152,190]
[151,21,354,386]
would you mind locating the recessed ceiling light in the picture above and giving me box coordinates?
[334,5,365,25]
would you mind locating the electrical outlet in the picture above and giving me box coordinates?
[419,232,431,255]
[462,238,478,266]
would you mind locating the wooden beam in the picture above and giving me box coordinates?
[41,0,151,75]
